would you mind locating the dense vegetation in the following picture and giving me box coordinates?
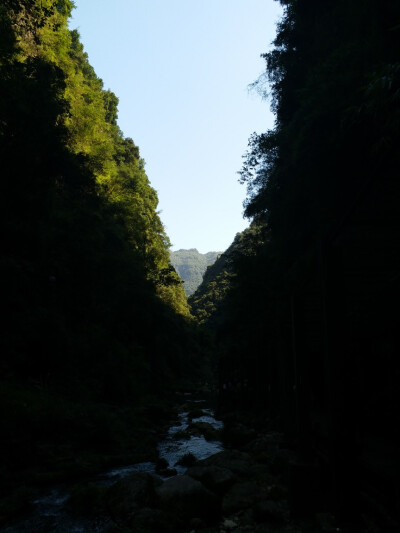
[170,249,220,296]
[196,0,400,415]
[189,225,265,324]
[1,0,399,529]
[193,0,400,527]
[0,0,203,500]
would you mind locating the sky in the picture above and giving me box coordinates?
[70,1,282,254]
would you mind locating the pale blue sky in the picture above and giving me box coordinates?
[70,1,281,253]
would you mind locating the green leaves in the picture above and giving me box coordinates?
[170,249,221,297]
[1,0,194,395]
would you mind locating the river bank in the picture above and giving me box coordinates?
[0,386,199,528]
[0,391,352,533]
[0,388,223,532]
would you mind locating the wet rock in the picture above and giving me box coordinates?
[248,463,276,485]
[175,452,197,467]
[254,499,287,524]
[200,450,254,476]
[106,472,160,524]
[172,429,190,440]
[187,407,206,420]
[157,467,178,477]
[222,423,258,447]
[314,512,338,532]
[186,465,236,495]
[234,508,257,529]
[222,517,239,529]
[222,481,266,514]
[268,483,288,500]
[156,457,178,477]
[189,516,207,530]
[128,507,165,533]
[68,483,105,515]
[244,432,284,455]
[156,474,219,523]
[156,457,169,472]
[254,525,278,533]
[188,421,221,441]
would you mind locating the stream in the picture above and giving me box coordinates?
[1,398,224,532]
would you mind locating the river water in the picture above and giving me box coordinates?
[1,400,224,532]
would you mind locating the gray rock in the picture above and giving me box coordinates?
[128,507,164,533]
[244,432,284,454]
[189,516,207,530]
[223,423,258,447]
[106,472,161,524]
[156,475,219,522]
[248,463,276,485]
[222,518,239,530]
[199,450,254,476]
[157,467,178,477]
[222,481,266,514]
[186,465,236,495]
[187,407,206,420]
[187,421,220,441]
[268,483,288,501]
[175,452,197,467]
[254,499,287,524]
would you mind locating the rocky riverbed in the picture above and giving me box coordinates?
[0,394,225,532]
[0,394,329,533]
[84,417,307,533]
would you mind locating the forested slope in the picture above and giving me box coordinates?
[0,0,200,494]
[170,249,220,296]
[189,225,265,324]
[2,0,400,529]
[202,0,400,528]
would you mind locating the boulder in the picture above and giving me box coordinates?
[175,452,197,467]
[222,481,266,514]
[222,518,239,529]
[106,472,160,524]
[186,465,236,496]
[222,422,258,447]
[156,474,219,523]
[187,407,206,420]
[268,483,288,501]
[155,457,169,472]
[157,467,178,477]
[199,450,254,476]
[127,507,165,533]
[244,432,284,455]
[248,463,276,485]
[187,421,220,441]
[156,457,178,477]
[254,499,287,524]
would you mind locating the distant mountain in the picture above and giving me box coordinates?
[188,226,264,324]
[170,249,221,296]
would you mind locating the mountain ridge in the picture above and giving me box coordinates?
[170,248,221,296]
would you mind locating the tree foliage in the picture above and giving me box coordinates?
[170,249,221,296]
[189,224,266,325]
[241,0,400,259]
[206,0,400,415]
[0,0,195,429]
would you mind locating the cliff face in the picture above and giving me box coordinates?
[170,249,221,296]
